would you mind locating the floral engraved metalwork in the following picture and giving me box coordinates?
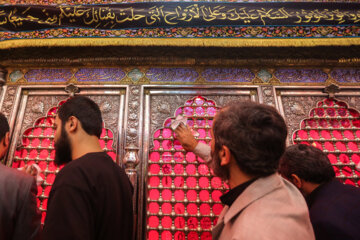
[127,86,141,145]
[20,96,68,140]
[1,86,18,119]
[150,95,251,143]
[21,95,121,149]
[337,96,360,111]
[281,96,324,143]
[202,68,255,82]
[331,69,360,83]
[156,102,171,114]
[289,102,306,116]
[261,86,275,106]
[146,68,198,83]
[24,69,72,82]
[31,101,44,114]
[90,95,120,142]
[275,69,328,83]
[75,68,125,82]
[100,101,112,113]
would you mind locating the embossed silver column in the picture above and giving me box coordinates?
[0,68,6,86]
[122,144,140,186]
[0,68,7,112]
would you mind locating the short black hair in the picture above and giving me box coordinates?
[57,96,102,138]
[0,112,9,142]
[213,101,288,177]
[279,144,335,184]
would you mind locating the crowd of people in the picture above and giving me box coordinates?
[0,96,359,240]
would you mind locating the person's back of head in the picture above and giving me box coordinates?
[0,112,10,159]
[279,144,335,184]
[213,101,288,177]
[57,96,102,138]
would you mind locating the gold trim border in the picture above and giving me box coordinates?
[1,37,360,49]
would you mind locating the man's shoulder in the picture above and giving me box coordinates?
[312,180,360,205]
[229,177,314,240]
[309,181,360,217]
[227,174,308,222]
[0,164,35,200]
[53,152,124,189]
[0,163,34,184]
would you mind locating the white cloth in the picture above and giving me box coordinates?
[193,142,211,163]
[18,164,43,186]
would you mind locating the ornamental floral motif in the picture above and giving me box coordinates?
[75,68,126,82]
[258,69,272,82]
[146,68,199,83]
[202,68,255,82]
[331,69,360,83]
[274,69,328,83]
[24,69,72,82]
[128,69,144,83]
[9,70,23,82]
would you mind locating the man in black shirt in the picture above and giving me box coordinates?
[279,144,360,240]
[43,96,133,240]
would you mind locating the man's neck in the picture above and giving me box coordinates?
[228,163,254,189]
[302,181,321,196]
[71,135,103,160]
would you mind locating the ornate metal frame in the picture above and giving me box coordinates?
[2,85,128,167]
[1,82,359,239]
[138,85,259,239]
[273,85,360,143]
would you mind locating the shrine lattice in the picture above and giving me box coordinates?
[11,99,116,223]
[147,96,227,240]
[292,98,360,187]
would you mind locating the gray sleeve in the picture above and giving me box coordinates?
[13,178,42,240]
[193,142,212,163]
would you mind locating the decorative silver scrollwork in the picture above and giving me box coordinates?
[126,86,141,145]
[122,144,140,186]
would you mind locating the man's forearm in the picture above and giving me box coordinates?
[193,142,211,163]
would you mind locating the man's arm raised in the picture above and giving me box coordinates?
[174,124,211,163]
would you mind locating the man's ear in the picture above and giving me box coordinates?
[290,174,303,189]
[4,132,9,147]
[67,116,79,133]
[219,145,231,166]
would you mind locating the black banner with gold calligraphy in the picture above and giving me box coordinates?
[0,2,360,32]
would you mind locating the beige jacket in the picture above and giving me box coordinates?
[212,173,315,240]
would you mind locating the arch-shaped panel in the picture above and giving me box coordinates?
[147,96,227,240]
[292,98,360,187]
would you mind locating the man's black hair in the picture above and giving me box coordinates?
[213,101,288,177]
[0,112,9,142]
[57,96,102,138]
[279,144,335,184]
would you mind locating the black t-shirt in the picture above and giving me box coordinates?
[43,152,133,240]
